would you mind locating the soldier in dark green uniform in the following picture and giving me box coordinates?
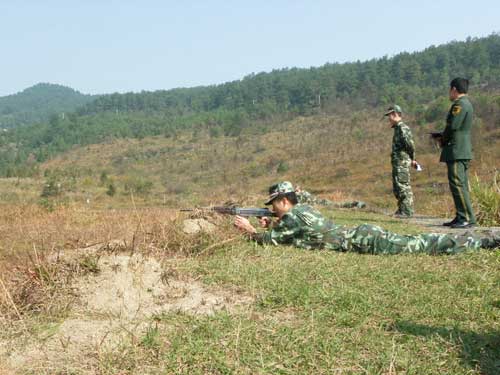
[384,105,418,218]
[432,78,476,228]
[234,181,499,254]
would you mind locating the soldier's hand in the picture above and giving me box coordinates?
[258,216,272,228]
[234,215,257,234]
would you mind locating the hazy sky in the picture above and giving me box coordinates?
[1,0,499,96]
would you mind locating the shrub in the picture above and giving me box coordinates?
[106,183,116,197]
[41,177,62,198]
[123,176,154,196]
[470,172,500,226]
[100,171,109,185]
[277,161,289,173]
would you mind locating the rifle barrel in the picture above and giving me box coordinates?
[180,206,275,217]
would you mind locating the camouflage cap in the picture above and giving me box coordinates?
[383,104,402,116]
[265,181,294,205]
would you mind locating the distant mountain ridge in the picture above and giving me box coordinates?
[0,83,96,128]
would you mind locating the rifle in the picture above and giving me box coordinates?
[428,132,444,148]
[181,206,277,217]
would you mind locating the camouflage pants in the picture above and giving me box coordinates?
[392,160,413,216]
[325,224,481,255]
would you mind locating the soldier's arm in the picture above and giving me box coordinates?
[251,214,302,245]
[402,126,415,161]
[448,103,468,131]
[442,103,467,144]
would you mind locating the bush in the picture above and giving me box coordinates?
[100,171,109,185]
[106,183,116,197]
[123,176,154,196]
[277,161,289,173]
[41,177,62,198]
[470,172,500,226]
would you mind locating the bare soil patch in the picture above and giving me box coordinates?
[1,248,253,373]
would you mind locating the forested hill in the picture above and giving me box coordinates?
[0,83,95,129]
[1,34,500,177]
[79,34,500,118]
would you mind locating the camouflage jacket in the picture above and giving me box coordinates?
[252,204,344,250]
[391,121,415,163]
[250,204,487,254]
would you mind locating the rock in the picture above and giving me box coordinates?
[182,219,216,234]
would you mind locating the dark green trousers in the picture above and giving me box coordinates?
[446,161,476,224]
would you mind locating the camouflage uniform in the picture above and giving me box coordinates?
[391,120,415,216]
[296,190,366,209]
[252,203,490,255]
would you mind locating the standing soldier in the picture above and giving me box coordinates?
[384,105,418,218]
[432,78,476,228]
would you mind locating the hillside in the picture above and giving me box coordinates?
[0,83,95,129]
[0,102,494,224]
[1,34,500,179]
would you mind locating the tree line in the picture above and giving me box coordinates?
[0,33,499,177]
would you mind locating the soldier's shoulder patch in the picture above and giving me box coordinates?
[452,105,462,115]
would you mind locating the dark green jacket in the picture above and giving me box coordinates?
[440,96,474,162]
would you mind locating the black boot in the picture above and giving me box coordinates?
[451,221,476,229]
[443,217,458,227]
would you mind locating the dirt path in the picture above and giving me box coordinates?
[364,206,499,235]
[407,214,500,234]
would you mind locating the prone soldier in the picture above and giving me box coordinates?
[294,186,366,209]
[234,181,499,254]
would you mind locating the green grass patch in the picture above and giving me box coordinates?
[2,209,498,374]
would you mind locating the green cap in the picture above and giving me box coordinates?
[265,181,294,205]
[383,104,402,116]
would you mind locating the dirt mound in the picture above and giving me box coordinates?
[75,253,249,318]
[2,251,253,372]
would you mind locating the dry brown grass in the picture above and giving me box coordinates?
[0,203,240,321]
[0,203,497,373]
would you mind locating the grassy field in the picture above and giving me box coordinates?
[0,107,498,373]
[0,205,498,374]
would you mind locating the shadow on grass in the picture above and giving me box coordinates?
[394,321,500,375]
